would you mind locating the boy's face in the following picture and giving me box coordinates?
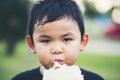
[26,18,88,69]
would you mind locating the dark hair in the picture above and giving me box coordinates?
[28,0,85,43]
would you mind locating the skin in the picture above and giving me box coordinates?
[26,18,89,70]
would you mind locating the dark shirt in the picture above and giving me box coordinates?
[12,67,104,80]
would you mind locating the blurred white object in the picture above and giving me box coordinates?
[43,62,84,80]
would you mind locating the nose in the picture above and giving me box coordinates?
[51,42,63,54]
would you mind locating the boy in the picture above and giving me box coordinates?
[12,0,104,80]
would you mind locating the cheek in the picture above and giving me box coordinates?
[35,45,52,65]
[65,50,79,64]
[37,51,49,62]
[65,45,80,65]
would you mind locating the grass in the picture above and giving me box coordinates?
[0,40,120,80]
[76,53,120,80]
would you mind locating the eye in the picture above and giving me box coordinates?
[64,38,72,42]
[40,39,50,43]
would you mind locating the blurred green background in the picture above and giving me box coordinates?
[0,0,120,80]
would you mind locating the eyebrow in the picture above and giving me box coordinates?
[62,32,74,37]
[39,35,50,38]
[38,32,74,39]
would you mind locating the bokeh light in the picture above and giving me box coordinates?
[95,0,113,13]
[75,0,86,14]
[112,0,120,7]
[87,0,113,13]
[111,8,120,24]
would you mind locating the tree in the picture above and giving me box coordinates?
[0,0,30,55]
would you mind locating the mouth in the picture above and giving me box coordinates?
[54,59,64,65]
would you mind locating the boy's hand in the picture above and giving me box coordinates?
[43,62,84,80]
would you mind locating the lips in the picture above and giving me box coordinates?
[54,59,64,65]
[52,54,65,65]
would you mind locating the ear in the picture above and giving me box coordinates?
[26,35,36,53]
[80,33,89,51]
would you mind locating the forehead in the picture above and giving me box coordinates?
[33,18,80,36]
